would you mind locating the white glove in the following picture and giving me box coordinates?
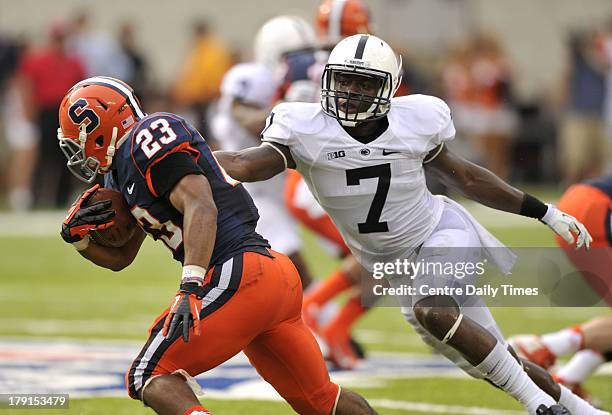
[541,204,592,250]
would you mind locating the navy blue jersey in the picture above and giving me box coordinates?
[276,49,319,101]
[585,175,612,198]
[104,112,269,265]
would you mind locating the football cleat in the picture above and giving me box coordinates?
[536,404,571,415]
[508,334,557,369]
[321,325,361,370]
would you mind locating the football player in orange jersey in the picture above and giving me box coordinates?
[509,176,612,405]
[57,76,378,415]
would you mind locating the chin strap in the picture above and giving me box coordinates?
[105,126,118,166]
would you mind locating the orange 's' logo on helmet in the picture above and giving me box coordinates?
[57,76,145,183]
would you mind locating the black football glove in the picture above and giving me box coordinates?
[162,282,203,343]
[61,184,116,244]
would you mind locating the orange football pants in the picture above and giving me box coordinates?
[285,170,351,256]
[126,250,340,415]
[556,184,612,305]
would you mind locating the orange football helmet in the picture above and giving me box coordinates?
[58,76,145,183]
[316,0,371,45]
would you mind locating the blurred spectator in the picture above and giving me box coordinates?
[118,21,149,99]
[17,22,86,208]
[171,20,233,137]
[69,11,131,79]
[442,33,517,180]
[0,35,22,86]
[0,35,39,210]
[557,29,608,186]
[600,20,612,172]
[441,40,480,156]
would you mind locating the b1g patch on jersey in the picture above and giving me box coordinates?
[326,150,346,160]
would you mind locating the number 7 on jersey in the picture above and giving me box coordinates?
[346,163,391,234]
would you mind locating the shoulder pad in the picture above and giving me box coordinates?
[276,102,327,135]
[388,95,452,137]
[261,102,326,147]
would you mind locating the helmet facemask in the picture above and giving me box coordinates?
[57,123,120,183]
[321,62,400,127]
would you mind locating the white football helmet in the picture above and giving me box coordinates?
[254,15,317,71]
[321,34,402,126]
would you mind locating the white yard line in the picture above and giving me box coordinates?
[0,318,150,335]
[0,211,65,236]
[370,399,525,415]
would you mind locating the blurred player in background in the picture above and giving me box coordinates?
[57,76,377,415]
[253,7,373,369]
[295,0,377,370]
[214,33,609,415]
[211,61,315,288]
[510,176,612,404]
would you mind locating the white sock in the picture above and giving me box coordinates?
[541,327,583,357]
[477,342,555,414]
[556,349,605,385]
[559,384,609,415]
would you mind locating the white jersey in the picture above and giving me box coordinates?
[262,94,456,270]
[211,62,284,201]
[211,63,301,255]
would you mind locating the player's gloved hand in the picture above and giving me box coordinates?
[162,282,203,343]
[540,204,592,250]
[61,184,116,243]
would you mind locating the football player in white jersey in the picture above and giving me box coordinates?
[210,62,315,286]
[213,34,611,415]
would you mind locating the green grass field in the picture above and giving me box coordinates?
[0,195,610,414]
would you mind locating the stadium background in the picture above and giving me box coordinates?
[0,0,610,414]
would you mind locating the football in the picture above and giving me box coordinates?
[88,187,137,248]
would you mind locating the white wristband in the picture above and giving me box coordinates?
[182,265,206,285]
[541,203,556,224]
[72,235,91,251]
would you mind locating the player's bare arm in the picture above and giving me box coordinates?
[160,173,219,343]
[425,144,592,248]
[79,227,147,271]
[424,144,524,212]
[168,174,217,270]
[214,143,294,182]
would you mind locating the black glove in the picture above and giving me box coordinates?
[61,184,115,243]
[162,282,203,343]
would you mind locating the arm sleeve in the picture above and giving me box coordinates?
[260,103,294,147]
[148,152,204,200]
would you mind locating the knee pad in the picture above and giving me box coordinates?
[413,303,462,343]
[604,351,612,362]
[441,313,464,343]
